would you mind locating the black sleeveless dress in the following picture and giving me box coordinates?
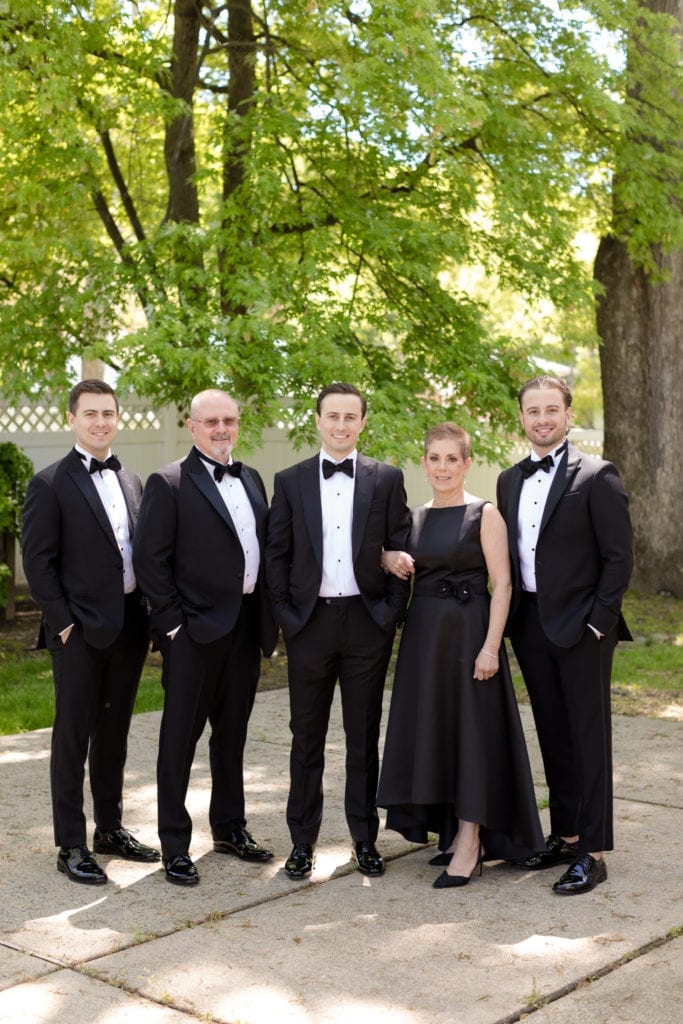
[376,500,544,860]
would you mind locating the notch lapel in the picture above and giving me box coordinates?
[539,445,581,534]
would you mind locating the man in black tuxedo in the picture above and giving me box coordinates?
[265,383,411,880]
[497,375,633,895]
[22,379,159,885]
[133,389,277,886]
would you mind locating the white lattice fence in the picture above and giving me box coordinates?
[0,397,162,434]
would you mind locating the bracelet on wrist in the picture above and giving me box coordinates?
[481,648,499,659]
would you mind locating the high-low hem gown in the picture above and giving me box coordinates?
[377,500,544,861]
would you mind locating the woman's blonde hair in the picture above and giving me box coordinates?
[424,422,471,460]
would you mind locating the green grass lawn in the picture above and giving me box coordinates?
[0,589,680,735]
[0,654,164,735]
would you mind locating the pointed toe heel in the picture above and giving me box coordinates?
[433,869,470,889]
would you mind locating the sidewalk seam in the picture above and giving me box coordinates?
[491,927,683,1024]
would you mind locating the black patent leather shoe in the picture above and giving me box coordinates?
[284,843,315,879]
[57,846,108,885]
[93,827,161,862]
[213,827,273,862]
[353,841,385,876]
[518,834,579,870]
[163,853,199,886]
[553,854,607,895]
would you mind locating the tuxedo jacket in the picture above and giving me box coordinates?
[22,447,144,650]
[496,443,633,648]
[265,453,411,640]
[133,447,277,655]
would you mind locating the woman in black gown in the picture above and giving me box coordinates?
[377,423,543,888]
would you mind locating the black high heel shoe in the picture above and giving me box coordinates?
[432,844,484,889]
[428,851,452,866]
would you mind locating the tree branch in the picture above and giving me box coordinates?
[99,130,147,242]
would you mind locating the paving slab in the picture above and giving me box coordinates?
[0,694,418,965]
[528,935,683,1024]
[0,945,57,990]
[0,688,681,1024]
[0,969,192,1023]
[611,715,682,807]
[80,800,683,1024]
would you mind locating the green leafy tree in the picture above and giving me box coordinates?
[596,0,683,595]
[0,1,681,473]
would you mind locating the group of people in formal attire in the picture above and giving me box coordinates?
[21,375,633,898]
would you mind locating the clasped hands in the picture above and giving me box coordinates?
[381,549,415,580]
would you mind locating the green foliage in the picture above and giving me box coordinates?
[0,442,34,607]
[0,442,34,536]
[1,2,681,460]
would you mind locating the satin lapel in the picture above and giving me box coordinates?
[117,468,140,534]
[352,455,376,561]
[187,454,238,536]
[240,467,268,530]
[67,453,119,552]
[299,457,323,566]
[410,505,428,548]
[506,470,524,559]
[540,445,581,534]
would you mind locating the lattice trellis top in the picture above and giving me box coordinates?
[0,401,162,433]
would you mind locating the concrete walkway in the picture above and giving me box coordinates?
[0,689,681,1024]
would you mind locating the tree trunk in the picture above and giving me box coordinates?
[595,240,683,595]
[164,0,201,225]
[218,0,257,314]
[595,0,683,597]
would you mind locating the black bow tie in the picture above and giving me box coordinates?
[213,461,242,482]
[519,454,553,478]
[518,441,567,479]
[88,455,121,474]
[322,458,354,479]
[196,449,242,481]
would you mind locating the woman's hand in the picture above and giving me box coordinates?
[381,549,415,580]
[473,647,499,680]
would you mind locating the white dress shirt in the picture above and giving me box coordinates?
[517,441,567,595]
[76,443,136,593]
[318,449,360,598]
[197,456,259,595]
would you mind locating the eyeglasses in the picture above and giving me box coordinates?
[191,417,240,428]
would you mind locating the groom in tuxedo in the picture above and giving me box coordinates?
[265,382,411,880]
[497,375,633,895]
[22,379,159,884]
[133,389,277,886]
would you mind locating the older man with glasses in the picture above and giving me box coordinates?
[133,389,277,886]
